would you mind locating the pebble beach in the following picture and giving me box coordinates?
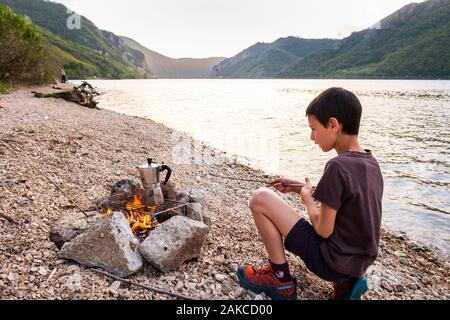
[0,84,448,300]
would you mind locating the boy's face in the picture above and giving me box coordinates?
[307,115,338,152]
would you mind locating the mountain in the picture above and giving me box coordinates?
[122,37,224,78]
[278,0,450,79]
[211,37,339,78]
[0,0,224,79]
[0,0,153,79]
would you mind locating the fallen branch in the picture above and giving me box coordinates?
[91,268,196,300]
[0,211,18,224]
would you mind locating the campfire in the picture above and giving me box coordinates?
[50,159,211,276]
[101,194,160,241]
[97,159,182,241]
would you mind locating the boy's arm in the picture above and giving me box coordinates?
[300,178,337,239]
[302,195,337,239]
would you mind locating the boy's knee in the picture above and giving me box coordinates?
[249,187,273,209]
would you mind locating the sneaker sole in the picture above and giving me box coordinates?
[236,268,298,301]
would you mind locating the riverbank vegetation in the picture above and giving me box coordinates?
[0,5,55,86]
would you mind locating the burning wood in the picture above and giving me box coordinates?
[101,194,160,241]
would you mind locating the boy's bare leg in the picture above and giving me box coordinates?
[249,187,304,264]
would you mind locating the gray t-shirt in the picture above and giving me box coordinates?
[312,150,383,277]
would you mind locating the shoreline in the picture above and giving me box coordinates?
[0,85,448,300]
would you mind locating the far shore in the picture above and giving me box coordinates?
[0,84,448,300]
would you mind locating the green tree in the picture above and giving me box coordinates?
[0,5,54,85]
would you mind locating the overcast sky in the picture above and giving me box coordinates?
[54,0,425,58]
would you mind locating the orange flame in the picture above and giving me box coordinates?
[100,194,160,241]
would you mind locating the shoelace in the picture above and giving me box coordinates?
[251,265,276,286]
[252,265,295,290]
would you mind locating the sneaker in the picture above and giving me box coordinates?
[333,277,368,300]
[236,263,298,300]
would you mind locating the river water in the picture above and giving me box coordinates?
[76,79,450,258]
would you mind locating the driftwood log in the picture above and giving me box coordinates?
[33,82,100,109]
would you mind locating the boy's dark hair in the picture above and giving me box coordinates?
[306,87,362,135]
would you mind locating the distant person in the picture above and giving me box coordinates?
[61,69,67,83]
[236,88,383,300]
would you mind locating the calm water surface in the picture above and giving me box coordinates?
[77,79,450,258]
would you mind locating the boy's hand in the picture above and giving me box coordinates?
[267,178,304,194]
[300,177,315,203]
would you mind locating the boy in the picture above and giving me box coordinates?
[236,87,383,300]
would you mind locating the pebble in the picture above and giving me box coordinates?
[227,263,239,272]
[214,255,225,264]
[185,282,196,290]
[381,280,393,292]
[175,281,183,290]
[214,274,227,282]
[38,266,48,276]
[407,283,418,290]
[392,283,404,292]
[161,276,176,282]
[421,277,432,286]
[400,257,409,265]
[393,250,406,257]
[109,281,121,292]
[55,259,66,265]
[234,287,245,298]
[7,272,18,282]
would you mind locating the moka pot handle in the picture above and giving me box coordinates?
[159,165,172,185]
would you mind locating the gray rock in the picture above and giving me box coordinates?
[59,212,143,277]
[139,216,209,273]
[186,203,212,226]
[189,189,203,203]
[49,214,102,250]
[176,192,190,204]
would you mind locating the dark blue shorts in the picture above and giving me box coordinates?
[284,218,351,282]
